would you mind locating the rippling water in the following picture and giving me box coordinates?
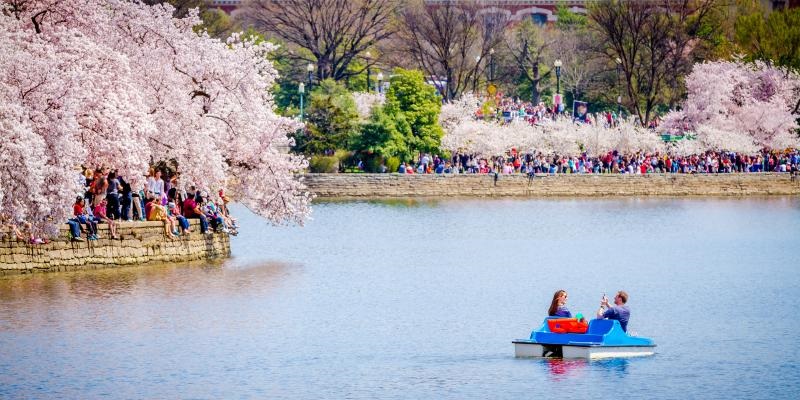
[1,198,799,399]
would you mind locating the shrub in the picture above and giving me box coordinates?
[386,156,401,173]
[309,155,338,173]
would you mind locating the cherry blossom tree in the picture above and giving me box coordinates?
[440,93,664,158]
[0,0,311,237]
[662,60,800,153]
[352,92,385,120]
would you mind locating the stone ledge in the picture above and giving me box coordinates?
[303,173,800,198]
[0,220,230,275]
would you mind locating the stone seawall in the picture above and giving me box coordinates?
[0,220,230,275]
[304,173,800,198]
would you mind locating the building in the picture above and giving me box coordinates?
[425,0,588,24]
[763,0,800,11]
[209,0,242,14]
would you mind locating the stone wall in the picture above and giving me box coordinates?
[304,173,800,198]
[0,220,230,275]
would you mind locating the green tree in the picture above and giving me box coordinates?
[299,79,360,154]
[735,1,800,72]
[199,8,237,38]
[383,68,444,156]
[350,106,412,162]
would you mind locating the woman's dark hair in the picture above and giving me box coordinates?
[548,290,566,316]
[168,187,177,201]
[108,171,116,180]
[75,196,83,204]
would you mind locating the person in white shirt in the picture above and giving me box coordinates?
[147,169,165,199]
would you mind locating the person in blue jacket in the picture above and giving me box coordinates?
[597,291,631,332]
[548,290,572,318]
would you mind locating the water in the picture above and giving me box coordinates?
[1,198,799,399]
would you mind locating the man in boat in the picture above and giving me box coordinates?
[596,291,630,332]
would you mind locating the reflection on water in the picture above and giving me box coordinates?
[0,260,295,333]
[595,358,630,377]
[1,198,799,399]
[544,358,589,380]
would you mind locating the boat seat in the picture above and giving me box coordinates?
[587,319,615,335]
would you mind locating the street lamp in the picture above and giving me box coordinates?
[306,63,315,90]
[554,59,562,95]
[298,82,305,121]
[489,48,495,82]
[474,55,482,92]
[365,51,372,92]
[615,57,622,117]
[377,72,384,94]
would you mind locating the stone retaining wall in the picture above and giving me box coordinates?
[304,173,800,198]
[0,220,230,275]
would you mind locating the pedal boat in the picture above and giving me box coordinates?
[513,317,656,359]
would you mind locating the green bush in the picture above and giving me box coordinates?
[363,155,384,172]
[309,155,339,173]
[386,156,401,173]
[335,149,353,172]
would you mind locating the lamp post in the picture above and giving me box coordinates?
[365,51,372,92]
[298,82,305,121]
[489,48,495,82]
[306,63,314,90]
[615,57,622,117]
[377,72,384,94]
[474,55,481,92]
[554,59,562,96]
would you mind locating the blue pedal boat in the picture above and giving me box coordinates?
[513,317,656,359]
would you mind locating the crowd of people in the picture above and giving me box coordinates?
[64,167,238,242]
[1,167,239,244]
[393,149,799,176]
[476,96,634,128]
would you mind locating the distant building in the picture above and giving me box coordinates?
[763,0,800,11]
[424,0,588,24]
[209,0,241,14]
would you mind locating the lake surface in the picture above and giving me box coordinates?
[1,198,799,399]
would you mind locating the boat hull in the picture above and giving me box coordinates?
[513,340,655,359]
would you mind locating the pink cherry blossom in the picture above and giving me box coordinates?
[663,60,800,153]
[0,0,311,236]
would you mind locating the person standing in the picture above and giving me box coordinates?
[596,291,631,332]
[119,173,132,221]
[106,171,121,220]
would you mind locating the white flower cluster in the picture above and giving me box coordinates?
[0,0,311,236]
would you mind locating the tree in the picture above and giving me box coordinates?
[351,106,410,161]
[0,0,311,236]
[140,0,206,17]
[383,69,444,156]
[397,0,507,101]
[662,60,800,152]
[238,0,397,82]
[735,0,800,72]
[505,19,552,104]
[550,5,606,107]
[299,79,360,154]
[734,1,800,115]
[199,7,237,38]
[589,0,718,125]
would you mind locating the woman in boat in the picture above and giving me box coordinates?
[548,290,572,318]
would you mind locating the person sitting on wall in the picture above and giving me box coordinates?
[146,196,178,238]
[92,197,119,239]
[183,191,211,235]
[73,196,98,240]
